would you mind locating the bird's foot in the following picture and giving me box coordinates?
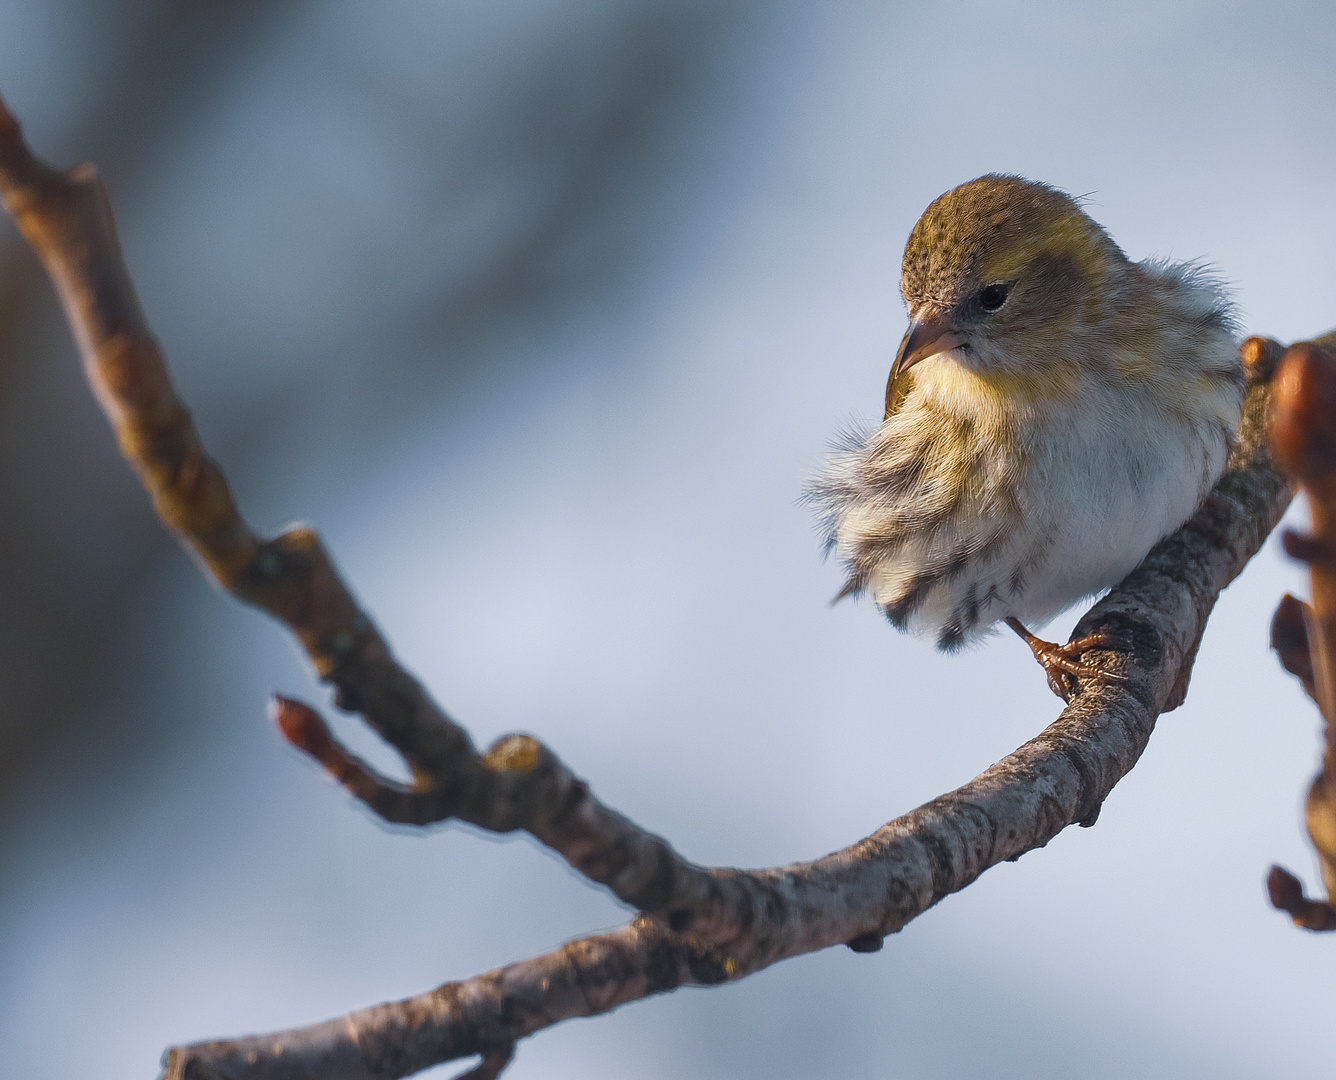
[1004,617,1125,702]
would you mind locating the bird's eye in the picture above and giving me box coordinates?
[978,283,1011,312]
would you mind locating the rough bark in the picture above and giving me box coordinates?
[0,95,1297,1080]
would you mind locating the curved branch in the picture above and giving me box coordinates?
[0,96,1294,1080]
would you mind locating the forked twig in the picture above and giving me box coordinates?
[0,96,1296,1080]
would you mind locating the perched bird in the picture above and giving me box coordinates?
[809,175,1244,698]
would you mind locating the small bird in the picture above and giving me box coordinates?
[810,175,1244,699]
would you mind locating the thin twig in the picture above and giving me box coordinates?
[0,96,1296,1080]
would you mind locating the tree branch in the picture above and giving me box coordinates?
[0,95,1295,1080]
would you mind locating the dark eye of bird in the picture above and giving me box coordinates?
[978,283,1010,312]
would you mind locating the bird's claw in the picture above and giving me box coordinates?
[1005,619,1125,702]
[1032,633,1124,702]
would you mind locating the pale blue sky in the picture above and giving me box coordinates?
[1,3,1334,1077]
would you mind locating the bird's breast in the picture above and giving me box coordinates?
[812,349,1237,649]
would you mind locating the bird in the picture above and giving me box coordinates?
[808,174,1245,699]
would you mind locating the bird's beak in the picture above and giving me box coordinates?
[889,310,967,383]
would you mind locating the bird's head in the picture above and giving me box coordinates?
[889,175,1130,415]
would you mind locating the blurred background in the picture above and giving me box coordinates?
[1,1,1334,1077]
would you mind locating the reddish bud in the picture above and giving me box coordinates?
[1269,341,1336,493]
[1240,335,1285,383]
[271,695,331,757]
[1270,593,1317,698]
[1280,530,1334,564]
[1267,864,1306,914]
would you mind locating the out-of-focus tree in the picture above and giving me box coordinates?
[0,0,748,796]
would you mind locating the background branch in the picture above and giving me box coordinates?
[1265,338,1336,928]
[0,94,1298,1080]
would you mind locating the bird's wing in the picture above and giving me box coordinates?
[884,368,915,420]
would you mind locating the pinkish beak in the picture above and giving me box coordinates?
[890,309,967,384]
